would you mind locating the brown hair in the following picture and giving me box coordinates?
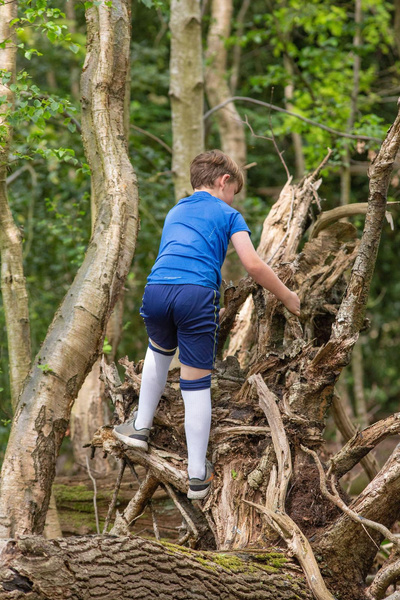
[190,149,244,193]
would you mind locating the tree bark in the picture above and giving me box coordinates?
[316,445,400,598]
[0,535,313,600]
[0,0,32,410]
[0,0,138,538]
[169,0,204,201]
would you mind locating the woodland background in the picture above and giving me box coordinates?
[1,0,400,598]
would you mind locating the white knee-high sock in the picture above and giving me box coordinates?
[181,386,212,480]
[135,347,174,429]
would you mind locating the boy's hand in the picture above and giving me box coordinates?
[282,291,301,317]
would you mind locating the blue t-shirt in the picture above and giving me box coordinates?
[147,191,251,291]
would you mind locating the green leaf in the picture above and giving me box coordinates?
[103,337,112,354]
[69,43,80,54]
[38,363,54,374]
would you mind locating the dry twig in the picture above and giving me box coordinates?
[163,482,199,544]
[85,455,100,535]
[301,445,400,549]
[103,459,126,534]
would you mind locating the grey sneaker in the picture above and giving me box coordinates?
[113,412,150,451]
[187,460,214,500]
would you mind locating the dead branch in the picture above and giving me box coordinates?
[149,500,161,541]
[244,500,337,600]
[331,390,379,481]
[316,443,400,583]
[203,96,382,142]
[103,459,126,533]
[85,455,100,535]
[93,426,188,494]
[329,411,400,479]
[110,469,159,536]
[249,374,292,510]
[243,114,290,181]
[367,557,400,600]
[310,201,400,239]
[163,483,199,544]
[210,425,271,442]
[302,445,400,549]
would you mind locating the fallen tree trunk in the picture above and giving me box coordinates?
[0,535,312,600]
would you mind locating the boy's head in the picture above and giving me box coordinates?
[190,150,244,194]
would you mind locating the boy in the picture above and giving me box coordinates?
[114,150,300,499]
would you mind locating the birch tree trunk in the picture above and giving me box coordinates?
[0,0,138,538]
[69,66,131,475]
[169,0,204,201]
[0,0,32,410]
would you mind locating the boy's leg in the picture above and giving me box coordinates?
[180,368,212,480]
[174,285,220,496]
[134,340,176,430]
[114,284,178,449]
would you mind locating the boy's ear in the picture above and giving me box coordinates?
[220,174,231,188]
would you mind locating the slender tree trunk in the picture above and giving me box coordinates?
[70,64,131,475]
[229,0,251,95]
[340,0,362,205]
[351,340,368,428]
[0,0,32,410]
[283,55,305,179]
[0,0,138,538]
[65,0,80,101]
[205,0,247,192]
[169,0,204,201]
[395,0,400,58]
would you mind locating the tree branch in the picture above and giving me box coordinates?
[330,390,379,481]
[367,557,400,600]
[203,96,382,143]
[249,374,292,511]
[329,412,400,479]
[310,202,400,239]
[302,445,400,548]
[103,459,126,533]
[110,467,159,536]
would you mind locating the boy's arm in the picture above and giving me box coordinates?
[231,231,301,317]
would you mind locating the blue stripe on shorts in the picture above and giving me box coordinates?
[140,284,220,370]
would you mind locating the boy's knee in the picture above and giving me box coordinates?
[180,374,211,391]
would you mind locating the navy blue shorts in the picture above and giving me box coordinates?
[139,284,220,370]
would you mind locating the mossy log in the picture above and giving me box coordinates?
[52,473,181,539]
[0,535,312,600]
